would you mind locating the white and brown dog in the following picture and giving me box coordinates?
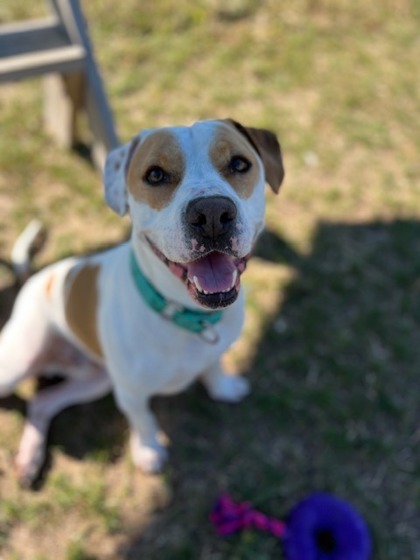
[0,119,284,485]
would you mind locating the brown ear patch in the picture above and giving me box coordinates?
[65,263,103,360]
[223,119,285,193]
[126,130,185,211]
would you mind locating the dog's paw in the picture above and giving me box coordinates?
[130,433,168,474]
[205,374,251,403]
[15,423,46,487]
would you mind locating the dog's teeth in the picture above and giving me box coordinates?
[231,269,238,288]
[193,275,203,293]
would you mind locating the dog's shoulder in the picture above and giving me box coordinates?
[60,243,129,359]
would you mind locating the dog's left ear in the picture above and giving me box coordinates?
[103,144,130,216]
[225,119,285,193]
[103,135,140,216]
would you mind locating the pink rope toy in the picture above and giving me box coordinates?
[210,493,286,539]
[210,492,373,559]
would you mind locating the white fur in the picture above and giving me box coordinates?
[0,120,274,483]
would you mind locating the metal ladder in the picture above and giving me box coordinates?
[0,0,119,169]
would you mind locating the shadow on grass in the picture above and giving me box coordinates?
[0,220,419,558]
[119,219,420,560]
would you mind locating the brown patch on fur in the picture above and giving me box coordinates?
[210,125,261,199]
[45,274,55,298]
[126,130,185,210]
[64,263,103,360]
[222,119,285,193]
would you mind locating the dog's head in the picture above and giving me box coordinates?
[104,119,284,309]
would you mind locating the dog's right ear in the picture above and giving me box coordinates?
[224,119,284,194]
[103,136,140,216]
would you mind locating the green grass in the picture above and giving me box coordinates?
[0,0,419,558]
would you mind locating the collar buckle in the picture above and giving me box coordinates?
[161,301,183,320]
[199,321,220,345]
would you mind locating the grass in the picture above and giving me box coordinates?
[0,0,419,558]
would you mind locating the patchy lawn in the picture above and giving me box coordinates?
[0,1,419,558]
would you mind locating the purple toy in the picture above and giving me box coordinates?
[210,492,372,559]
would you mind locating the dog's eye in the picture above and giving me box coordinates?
[144,166,167,186]
[229,156,251,174]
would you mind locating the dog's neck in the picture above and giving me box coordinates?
[130,232,205,311]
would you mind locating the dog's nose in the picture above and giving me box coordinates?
[186,196,237,239]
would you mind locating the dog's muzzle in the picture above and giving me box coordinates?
[147,196,249,310]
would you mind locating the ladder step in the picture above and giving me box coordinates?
[0,45,86,82]
[0,17,69,57]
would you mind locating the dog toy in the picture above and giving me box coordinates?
[210,492,372,559]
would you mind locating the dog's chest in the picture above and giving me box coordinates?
[144,338,221,395]
[96,250,244,396]
[105,309,238,396]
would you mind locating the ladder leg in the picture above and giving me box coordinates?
[43,71,84,149]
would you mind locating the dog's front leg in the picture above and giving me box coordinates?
[200,360,250,403]
[114,388,168,474]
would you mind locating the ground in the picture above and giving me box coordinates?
[0,1,419,559]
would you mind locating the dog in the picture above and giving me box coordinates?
[0,119,284,485]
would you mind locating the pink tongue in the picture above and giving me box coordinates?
[187,252,235,293]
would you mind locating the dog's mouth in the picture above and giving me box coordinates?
[147,239,249,309]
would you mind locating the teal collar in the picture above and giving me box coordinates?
[130,249,223,340]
